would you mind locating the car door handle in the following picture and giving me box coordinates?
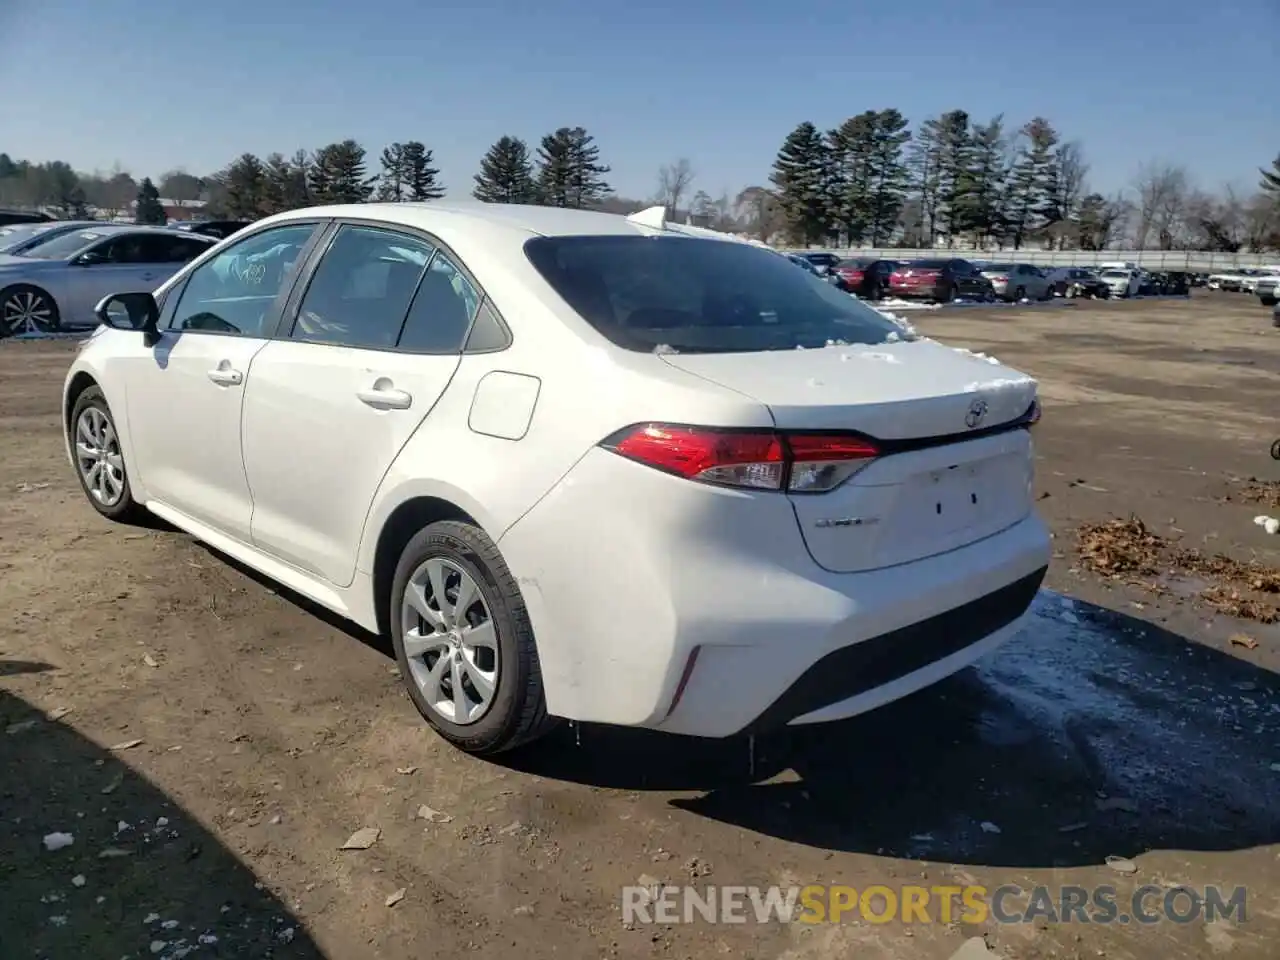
[207,367,243,386]
[356,385,412,410]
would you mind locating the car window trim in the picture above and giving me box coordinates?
[269,216,512,356]
[162,219,332,340]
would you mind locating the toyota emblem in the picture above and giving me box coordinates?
[965,398,988,429]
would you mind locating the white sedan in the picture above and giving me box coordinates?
[64,202,1051,755]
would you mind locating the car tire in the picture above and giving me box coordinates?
[70,386,146,523]
[390,519,558,755]
[0,284,60,337]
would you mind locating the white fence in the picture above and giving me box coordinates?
[780,248,1280,272]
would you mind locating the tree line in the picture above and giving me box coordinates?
[2,123,1278,252]
[764,112,1280,253]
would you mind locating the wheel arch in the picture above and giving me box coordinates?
[369,496,481,638]
[64,370,100,439]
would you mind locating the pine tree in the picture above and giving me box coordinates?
[262,150,311,214]
[828,113,876,244]
[954,115,1007,245]
[399,142,443,200]
[219,154,268,219]
[905,117,943,246]
[474,136,537,203]
[770,121,831,245]
[1005,118,1060,248]
[310,140,375,204]
[536,127,611,208]
[934,110,974,245]
[865,110,912,246]
[134,177,166,225]
[1260,154,1280,200]
[376,143,408,201]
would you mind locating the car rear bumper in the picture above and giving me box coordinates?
[498,446,1052,738]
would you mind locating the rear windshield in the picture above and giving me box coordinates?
[836,257,872,268]
[905,259,950,269]
[984,263,1017,272]
[523,236,908,353]
[1101,270,1128,278]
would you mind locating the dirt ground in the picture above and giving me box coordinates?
[2,290,1278,960]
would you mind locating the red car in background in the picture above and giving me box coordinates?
[830,258,899,299]
[887,258,993,303]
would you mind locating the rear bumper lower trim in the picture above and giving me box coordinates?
[741,565,1048,733]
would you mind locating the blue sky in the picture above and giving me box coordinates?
[3,0,1277,201]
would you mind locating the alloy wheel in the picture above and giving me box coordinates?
[401,557,499,725]
[2,289,56,335]
[75,407,126,507]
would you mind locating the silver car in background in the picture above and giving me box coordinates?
[979,262,1053,302]
[0,225,215,336]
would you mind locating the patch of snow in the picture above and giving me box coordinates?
[42,832,74,851]
[144,913,160,924]
[71,874,85,887]
[1253,515,1279,535]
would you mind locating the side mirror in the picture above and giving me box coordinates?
[95,292,160,346]
[74,250,107,267]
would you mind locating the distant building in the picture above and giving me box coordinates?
[128,197,207,222]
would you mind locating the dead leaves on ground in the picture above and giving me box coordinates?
[1238,480,1280,511]
[1076,516,1279,624]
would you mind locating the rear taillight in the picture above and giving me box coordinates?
[603,424,879,493]
[990,275,1008,282]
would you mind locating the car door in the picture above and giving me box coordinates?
[949,260,978,297]
[121,221,325,542]
[58,234,164,325]
[240,222,482,586]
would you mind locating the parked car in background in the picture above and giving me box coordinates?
[0,220,103,255]
[979,263,1052,302]
[1257,275,1280,306]
[796,251,842,276]
[1045,267,1109,298]
[1099,268,1141,299]
[1240,268,1280,295]
[888,258,992,303]
[830,257,898,299]
[173,219,253,240]
[785,253,823,276]
[0,209,54,227]
[0,226,216,336]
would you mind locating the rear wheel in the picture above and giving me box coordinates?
[1013,285,1026,302]
[0,285,59,337]
[390,520,558,755]
[70,387,145,523]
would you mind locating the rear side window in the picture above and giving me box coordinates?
[523,235,905,354]
[396,251,481,354]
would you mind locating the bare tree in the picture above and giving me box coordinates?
[1130,161,1189,249]
[656,159,695,220]
[734,185,784,242]
[1053,141,1089,224]
[159,169,204,206]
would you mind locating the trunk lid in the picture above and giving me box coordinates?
[661,340,1038,572]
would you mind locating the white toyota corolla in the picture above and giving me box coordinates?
[63,201,1051,755]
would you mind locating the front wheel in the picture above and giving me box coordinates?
[0,285,60,337]
[70,387,145,522]
[391,520,559,755]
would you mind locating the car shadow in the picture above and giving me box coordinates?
[501,591,1280,869]
[188,541,395,659]
[0,675,328,958]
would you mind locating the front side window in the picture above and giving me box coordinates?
[290,225,435,349]
[168,223,317,336]
[524,235,906,354]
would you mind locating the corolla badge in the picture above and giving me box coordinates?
[965,398,988,429]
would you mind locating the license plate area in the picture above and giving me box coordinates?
[915,463,989,536]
